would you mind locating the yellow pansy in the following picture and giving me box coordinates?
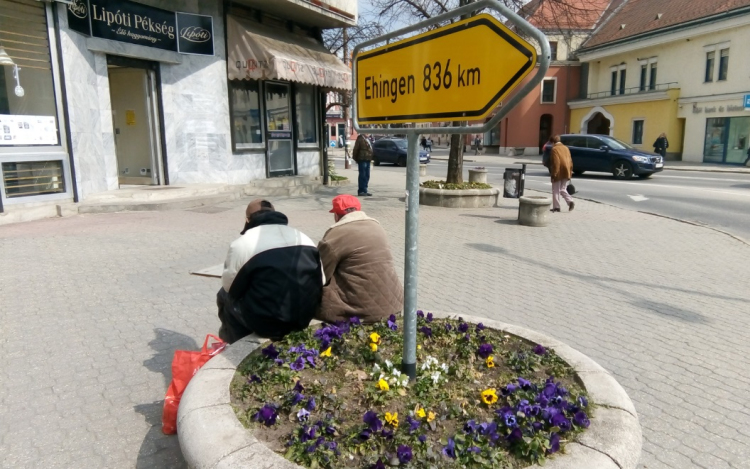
[378,379,390,391]
[370,343,378,352]
[486,355,495,368]
[427,411,436,422]
[416,408,426,419]
[320,347,332,357]
[385,412,399,428]
[369,332,381,344]
[481,388,498,405]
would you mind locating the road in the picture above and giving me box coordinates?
[375,152,750,241]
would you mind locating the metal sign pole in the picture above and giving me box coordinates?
[402,132,420,379]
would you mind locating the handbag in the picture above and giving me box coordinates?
[162,334,226,434]
[567,183,576,195]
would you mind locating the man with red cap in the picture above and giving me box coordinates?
[316,195,403,324]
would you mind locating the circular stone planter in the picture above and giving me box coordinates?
[519,196,552,227]
[468,169,488,184]
[419,187,500,208]
[178,313,641,469]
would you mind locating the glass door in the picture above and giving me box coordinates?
[265,82,295,177]
[726,117,750,164]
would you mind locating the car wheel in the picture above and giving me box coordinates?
[613,161,633,179]
[397,156,406,167]
[573,170,584,176]
[638,173,653,179]
[373,158,380,166]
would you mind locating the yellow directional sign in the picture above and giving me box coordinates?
[355,14,537,124]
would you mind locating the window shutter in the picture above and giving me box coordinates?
[0,0,51,71]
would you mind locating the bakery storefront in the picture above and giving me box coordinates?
[225,13,351,178]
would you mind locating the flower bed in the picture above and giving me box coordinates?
[421,180,492,190]
[230,313,592,469]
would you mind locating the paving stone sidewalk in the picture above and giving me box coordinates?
[1,167,749,469]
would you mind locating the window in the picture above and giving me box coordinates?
[611,71,618,96]
[619,69,627,95]
[585,136,604,149]
[632,120,644,145]
[2,161,65,198]
[484,126,500,146]
[541,78,556,103]
[0,0,60,147]
[639,65,647,91]
[705,51,715,82]
[549,41,558,61]
[295,84,317,145]
[649,63,657,90]
[718,49,729,81]
[230,80,263,148]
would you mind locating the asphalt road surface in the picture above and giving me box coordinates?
[379,156,750,241]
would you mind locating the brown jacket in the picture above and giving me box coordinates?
[316,211,403,324]
[549,143,573,182]
[352,135,373,162]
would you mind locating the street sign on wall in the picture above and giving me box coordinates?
[355,13,537,124]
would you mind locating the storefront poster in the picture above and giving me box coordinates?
[66,0,214,56]
[0,115,58,146]
[177,12,214,56]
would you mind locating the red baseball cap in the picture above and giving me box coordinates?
[329,194,361,215]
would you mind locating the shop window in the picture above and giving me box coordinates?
[718,49,729,81]
[705,51,715,82]
[632,120,644,145]
[541,78,556,103]
[0,0,59,146]
[704,118,725,162]
[230,79,263,148]
[484,125,500,146]
[549,41,558,61]
[295,84,317,146]
[639,65,647,91]
[2,160,64,198]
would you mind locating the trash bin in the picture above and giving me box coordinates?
[503,168,522,198]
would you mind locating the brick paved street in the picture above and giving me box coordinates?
[1,166,749,469]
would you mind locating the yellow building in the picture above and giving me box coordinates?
[569,0,750,162]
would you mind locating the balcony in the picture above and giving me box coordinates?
[234,0,357,28]
[586,82,679,100]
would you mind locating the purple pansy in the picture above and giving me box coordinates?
[517,377,532,389]
[381,428,394,439]
[274,358,284,366]
[248,374,262,384]
[504,414,517,428]
[363,410,383,432]
[387,314,398,331]
[254,404,277,426]
[300,425,316,442]
[297,408,310,422]
[574,411,590,428]
[442,437,456,459]
[533,344,547,355]
[261,344,279,359]
[417,310,424,318]
[349,316,361,326]
[464,419,479,434]
[468,446,481,454]
[548,433,561,454]
[290,357,305,371]
[458,322,469,333]
[359,429,371,441]
[418,434,427,443]
[502,383,518,395]
[479,421,497,436]
[578,396,589,408]
[507,427,523,443]
[371,459,386,469]
[476,322,485,332]
[291,392,305,406]
[406,415,420,433]
[477,343,493,359]
[542,382,557,398]
[293,381,304,392]
[419,326,433,338]
[426,312,434,323]
[445,323,453,332]
[306,397,316,411]
[397,445,413,464]
[551,413,571,432]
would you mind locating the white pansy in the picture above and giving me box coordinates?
[392,369,402,378]
[441,363,449,373]
[431,371,441,384]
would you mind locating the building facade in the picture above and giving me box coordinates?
[0,0,354,220]
[571,0,750,164]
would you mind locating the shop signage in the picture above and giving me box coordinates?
[355,13,536,124]
[693,104,747,114]
[745,94,750,110]
[66,0,214,56]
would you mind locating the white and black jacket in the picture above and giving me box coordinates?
[218,211,323,342]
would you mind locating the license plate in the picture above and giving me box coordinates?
[656,163,663,168]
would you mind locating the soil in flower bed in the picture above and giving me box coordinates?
[231,313,592,469]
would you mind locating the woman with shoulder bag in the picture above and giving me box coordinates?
[653,133,669,159]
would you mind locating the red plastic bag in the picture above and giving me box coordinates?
[162,334,226,434]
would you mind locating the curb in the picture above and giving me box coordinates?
[177,313,642,469]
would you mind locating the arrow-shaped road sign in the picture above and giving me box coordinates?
[355,13,537,125]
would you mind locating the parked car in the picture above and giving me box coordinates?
[372,138,430,166]
[559,134,663,179]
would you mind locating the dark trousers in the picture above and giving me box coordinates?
[217,288,252,344]
[358,161,371,194]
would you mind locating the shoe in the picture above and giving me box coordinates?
[550,208,561,212]
[568,201,575,211]
[358,192,373,197]
[364,192,373,196]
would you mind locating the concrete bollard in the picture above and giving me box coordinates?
[518,196,552,227]
[419,164,427,176]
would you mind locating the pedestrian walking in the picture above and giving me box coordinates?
[653,133,669,159]
[542,136,554,169]
[420,136,427,151]
[426,138,433,152]
[474,136,482,155]
[352,133,373,197]
[549,135,575,212]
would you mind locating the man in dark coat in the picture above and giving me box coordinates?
[217,199,324,343]
[352,134,373,197]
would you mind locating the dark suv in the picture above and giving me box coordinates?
[372,138,430,166]
[559,134,663,179]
